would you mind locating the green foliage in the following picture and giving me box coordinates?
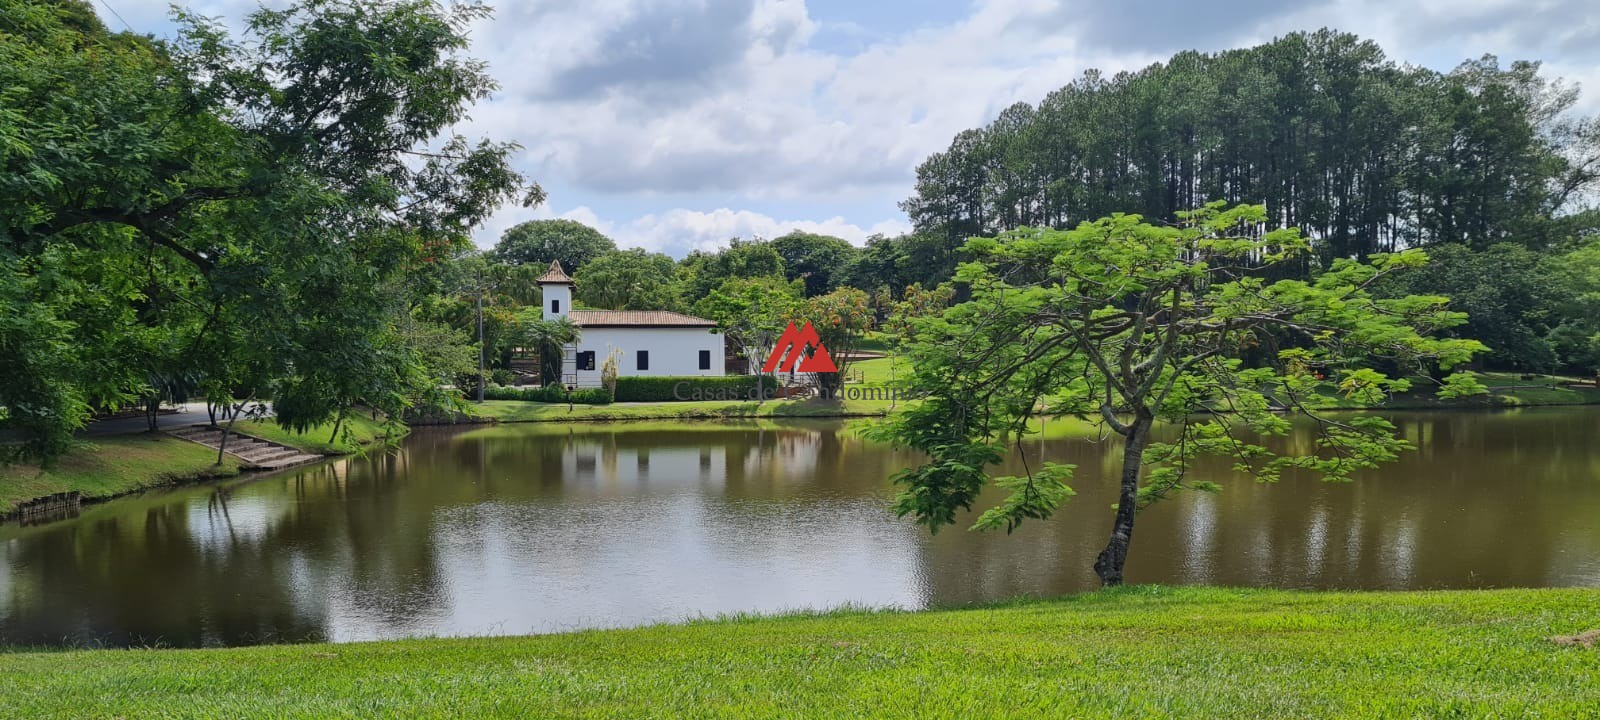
[882,282,955,342]
[841,232,961,297]
[0,260,90,463]
[575,249,681,311]
[1,0,535,460]
[971,463,1077,533]
[522,316,580,385]
[881,203,1486,583]
[1544,239,1600,374]
[613,375,780,402]
[678,239,787,300]
[1375,243,1562,371]
[803,287,874,395]
[903,31,1597,265]
[491,219,616,275]
[694,277,804,382]
[599,350,620,396]
[770,231,858,297]
[481,385,612,405]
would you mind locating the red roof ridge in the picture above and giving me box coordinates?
[535,260,574,284]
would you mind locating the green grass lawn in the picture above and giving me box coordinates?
[0,435,240,513]
[852,331,900,354]
[3,586,1597,718]
[473,397,894,423]
[1295,371,1600,410]
[849,355,910,385]
[468,363,1600,428]
[235,412,404,455]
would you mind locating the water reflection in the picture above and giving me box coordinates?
[3,408,1600,647]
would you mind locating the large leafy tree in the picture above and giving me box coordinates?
[841,231,965,297]
[803,288,873,396]
[1,0,536,460]
[876,204,1485,586]
[492,219,615,274]
[412,250,543,376]
[575,249,681,311]
[1376,243,1561,372]
[771,231,858,297]
[694,277,803,401]
[1545,239,1600,375]
[678,239,787,300]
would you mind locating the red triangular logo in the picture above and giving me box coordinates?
[762,321,837,373]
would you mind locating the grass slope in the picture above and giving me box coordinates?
[0,435,240,513]
[235,412,403,455]
[3,586,1598,718]
[473,397,895,423]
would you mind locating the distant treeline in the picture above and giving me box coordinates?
[852,30,1600,375]
[901,30,1599,267]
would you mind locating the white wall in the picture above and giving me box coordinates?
[563,327,725,386]
[541,283,572,320]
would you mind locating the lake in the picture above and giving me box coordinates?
[3,407,1598,647]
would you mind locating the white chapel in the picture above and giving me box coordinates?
[536,260,726,387]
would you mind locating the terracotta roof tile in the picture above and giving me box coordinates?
[536,260,574,284]
[567,310,718,328]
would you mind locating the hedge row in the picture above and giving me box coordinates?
[614,375,781,402]
[481,385,613,405]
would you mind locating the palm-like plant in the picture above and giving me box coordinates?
[524,317,580,386]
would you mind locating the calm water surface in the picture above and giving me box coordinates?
[3,408,1599,647]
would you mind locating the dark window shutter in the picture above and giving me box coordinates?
[636,350,649,371]
[698,350,711,370]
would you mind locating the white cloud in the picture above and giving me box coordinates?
[101,0,1600,257]
[475,204,909,257]
[612,208,911,254]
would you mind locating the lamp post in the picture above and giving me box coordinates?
[472,265,501,404]
[476,286,485,403]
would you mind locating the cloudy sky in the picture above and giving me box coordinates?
[96,0,1600,256]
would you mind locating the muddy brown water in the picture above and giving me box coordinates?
[2,407,1597,647]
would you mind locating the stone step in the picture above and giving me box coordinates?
[239,447,300,464]
[164,424,322,469]
[254,453,321,470]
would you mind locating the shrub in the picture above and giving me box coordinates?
[613,375,780,402]
[489,368,515,387]
[481,384,613,404]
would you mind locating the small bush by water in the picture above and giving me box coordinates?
[481,385,614,404]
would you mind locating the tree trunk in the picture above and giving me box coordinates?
[217,406,236,466]
[328,406,345,445]
[216,397,249,466]
[1094,416,1151,586]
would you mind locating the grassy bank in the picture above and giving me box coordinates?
[3,586,1598,718]
[235,412,404,455]
[0,412,400,515]
[468,370,1600,427]
[473,397,897,423]
[1296,371,1600,410]
[0,435,241,514]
